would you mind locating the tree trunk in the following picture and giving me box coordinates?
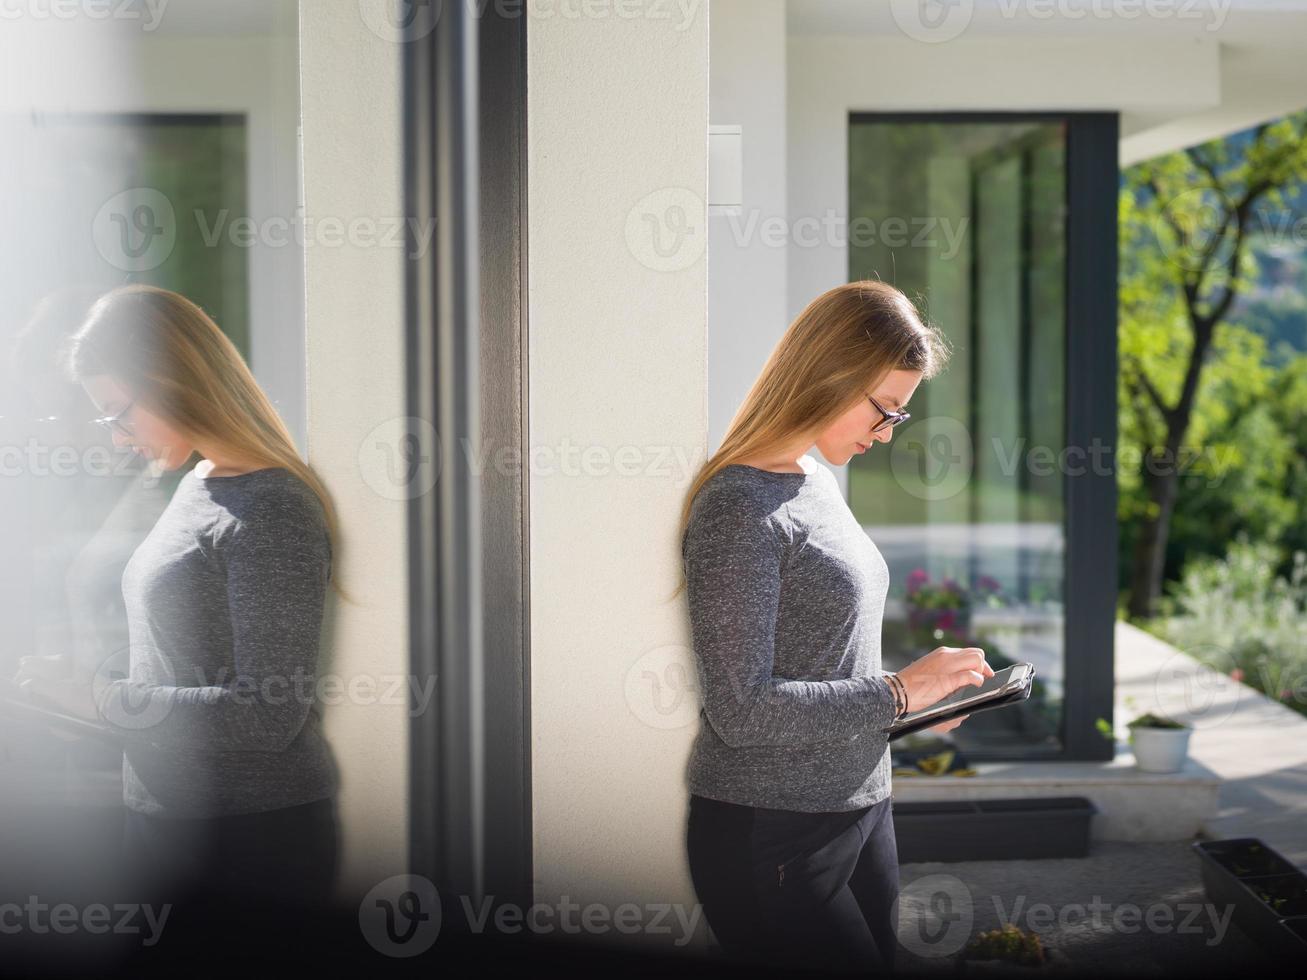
[1126,450,1181,619]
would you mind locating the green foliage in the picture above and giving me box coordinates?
[964,923,1045,966]
[1119,111,1307,595]
[1125,712,1188,730]
[1154,535,1307,715]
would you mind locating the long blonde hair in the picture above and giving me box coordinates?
[67,284,346,598]
[671,279,951,600]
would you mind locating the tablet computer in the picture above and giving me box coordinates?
[0,679,122,744]
[885,662,1035,742]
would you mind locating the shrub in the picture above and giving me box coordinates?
[1158,534,1307,714]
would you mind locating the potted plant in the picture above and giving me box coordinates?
[1125,711,1191,773]
[904,568,975,645]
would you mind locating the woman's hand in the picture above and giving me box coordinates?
[14,654,71,682]
[895,646,993,713]
[13,657,101,722]
[927,713,970,734]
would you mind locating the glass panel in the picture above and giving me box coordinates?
[848,119,1067,757]
[1,109,250,684]
[0,6,302,964]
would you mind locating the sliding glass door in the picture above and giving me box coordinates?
[848,114,1117,760]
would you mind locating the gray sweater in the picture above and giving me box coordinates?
[681,457,897,812]
[95,466,339,818]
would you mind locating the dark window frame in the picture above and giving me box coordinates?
[848,110,1119,762]
[404,2,534,926]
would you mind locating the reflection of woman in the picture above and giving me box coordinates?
[14,284,342,919]
[674,281,993,973]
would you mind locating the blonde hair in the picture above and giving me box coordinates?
[670,279,950,600]
[67,284,346,599]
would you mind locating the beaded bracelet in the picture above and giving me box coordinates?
[891,672,908,719]
[885,671,908,720]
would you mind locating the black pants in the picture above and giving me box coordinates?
[686,793,900,975]
[121,796,339,936]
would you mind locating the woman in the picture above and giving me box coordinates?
[14,284,342,926]
[674,280,993,973]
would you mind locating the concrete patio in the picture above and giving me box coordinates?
[891,621,1307,972]
[893,621,1307,859]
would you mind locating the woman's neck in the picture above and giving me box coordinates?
[194,454,264,479]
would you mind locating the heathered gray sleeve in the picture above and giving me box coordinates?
[683,495,898,749]
[95,485,330,753]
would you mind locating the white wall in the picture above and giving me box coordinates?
[527,0,711,954]
[707,0,788,456]
[299,3,409,900]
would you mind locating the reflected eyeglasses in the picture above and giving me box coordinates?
[92,399,136,438]
[867,394,910,434]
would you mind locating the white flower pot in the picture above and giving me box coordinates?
[1129,726,1191,773]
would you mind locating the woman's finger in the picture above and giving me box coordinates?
[951,669,985,691]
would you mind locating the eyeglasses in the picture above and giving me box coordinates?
[867,393,910,434]
[92,398,136,438]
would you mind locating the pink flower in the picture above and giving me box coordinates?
[906,568,930,593]
[1230,668,1244,683]
[937,610,957,631]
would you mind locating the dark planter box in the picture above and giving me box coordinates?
[1193,837,1307,955]
[894,796,1096,863]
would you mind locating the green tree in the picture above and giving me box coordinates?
[1119,113,1307,618]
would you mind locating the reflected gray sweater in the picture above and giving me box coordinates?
[681,457,897,812]
[95,466,339,819]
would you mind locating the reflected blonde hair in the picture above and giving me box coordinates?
[670,280,950,600]
[67,284,346,598]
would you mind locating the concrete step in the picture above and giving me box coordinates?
[890,753,1220,842]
